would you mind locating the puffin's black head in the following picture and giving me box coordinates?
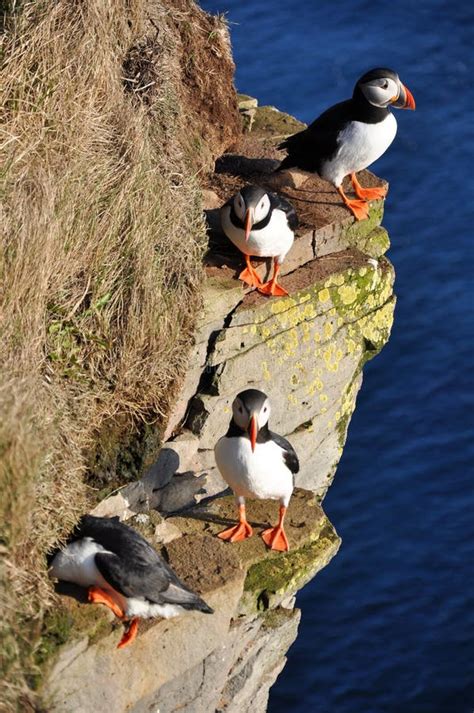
[232,185,271,241]
[355,67,415,110]
[232,388,270,452]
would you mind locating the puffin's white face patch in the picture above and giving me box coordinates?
[253,194,271,222]
[233,192,246,220]
[257,398,271,429]
[360,76,400,107]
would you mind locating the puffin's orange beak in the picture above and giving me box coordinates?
[244,209,254,241]
[393,83,416,110]
[249,415,258,452]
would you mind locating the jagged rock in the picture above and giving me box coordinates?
[184,252,394,495]
[237,94,259,111]
[91,481,149,520]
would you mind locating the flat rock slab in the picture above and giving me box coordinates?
[169,488,341,613]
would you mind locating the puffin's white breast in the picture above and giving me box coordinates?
[214,436,293,505]
[221,207,294,263]
[321,113,397,186]
[49,537,110,589]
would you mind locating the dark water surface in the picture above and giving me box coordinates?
[201,1,474,710]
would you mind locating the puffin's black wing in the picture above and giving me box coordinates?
[269,192,299,231]
[278,99,354,173]
[269,431,300,475]
[94,552,212,612]
[77,515,213,613]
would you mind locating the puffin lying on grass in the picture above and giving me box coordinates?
[49,515,213,648]
[214,389,299,552]
[278,68,415,220]
[220,185,298,297]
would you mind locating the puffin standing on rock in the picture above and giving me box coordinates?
[220,185,298,297]
[214,389,299,552]
[49,515,213,648]
[278,68,415,220]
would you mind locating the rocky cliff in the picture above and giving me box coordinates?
[39,96,395,712]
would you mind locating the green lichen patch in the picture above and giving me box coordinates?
[342,199,385,247]
[359,226,390,257]
[252,105,306,137]
[241,521,340,614]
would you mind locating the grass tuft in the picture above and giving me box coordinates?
[0,0,239,708]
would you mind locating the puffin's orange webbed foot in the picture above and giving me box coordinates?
[218,520,253,543]
[117,617,139,649]
[258,281,289,297]
[337,185,369,221]
[239,254,262,288]
[344,198,370,221]
[239,266,262,288]
[258,260,288,297]
[88,587,124,619]
[354,185,387,201]
[351,173,387,201]
[261,525,290,552]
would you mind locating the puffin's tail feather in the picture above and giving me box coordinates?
[165,583,214,614]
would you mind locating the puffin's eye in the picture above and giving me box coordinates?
[382,81,388,89]
[238,406,243,413]
[263,406,267,413]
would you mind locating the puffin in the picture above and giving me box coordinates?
[214,389,299,552]
[49,514,213,648]
[220,185,298,297]
[278,68,416,220]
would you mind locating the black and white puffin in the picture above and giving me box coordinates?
[49,515,213,648]
[220,185,298,297]
[278,68,416,220]
[214,389,299,552]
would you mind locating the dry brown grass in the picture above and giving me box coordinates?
[0,0,239,708]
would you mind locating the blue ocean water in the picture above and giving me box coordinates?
[201,0,474,710]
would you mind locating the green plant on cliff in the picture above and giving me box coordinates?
[0,1,239,708]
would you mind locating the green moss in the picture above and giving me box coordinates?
[342,199,385,246]
[242,522,340,613]
[34,610,72,674]
[252,105,306,136]
[261,606,297,630]
[32,603,111,691]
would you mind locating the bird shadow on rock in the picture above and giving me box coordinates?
[179,493,270,531]
[215,153,280,178]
